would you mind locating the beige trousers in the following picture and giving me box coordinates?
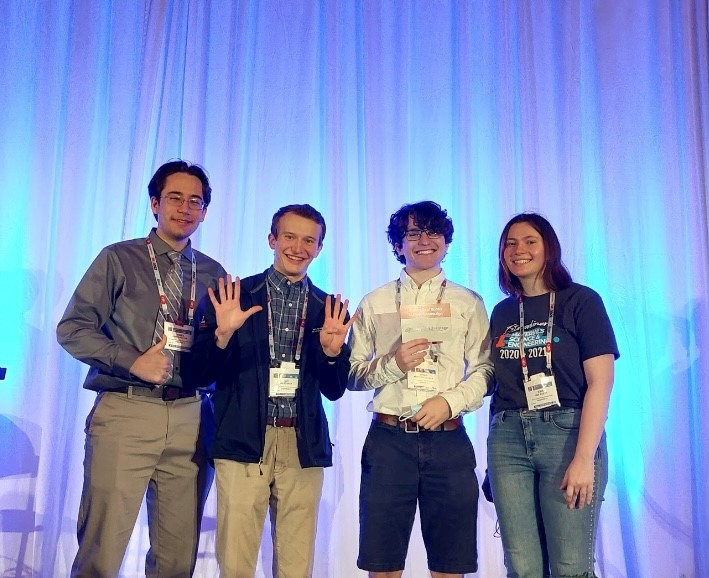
[71,391,213,578]
[215,426,324,578]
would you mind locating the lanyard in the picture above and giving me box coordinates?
[396,277,447,357]
[395,277,447,309]
[518,291,555,382]
[265,279,309,363]
[146,238,197,325]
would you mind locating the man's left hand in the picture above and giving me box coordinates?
[412,395,452,430]
[320,294,358,358]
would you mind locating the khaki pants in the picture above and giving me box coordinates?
[215,426,324,578]
[71,391,214,578]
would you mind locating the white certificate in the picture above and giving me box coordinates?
[400,303,452,342]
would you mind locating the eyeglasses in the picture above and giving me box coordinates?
[404,229,443,241]
[161,193,205,211]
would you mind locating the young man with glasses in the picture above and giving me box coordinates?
[347,201,493,578]
[205,204,357,577]
[57,160,225,577]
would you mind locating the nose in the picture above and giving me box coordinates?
[418,231,433,244]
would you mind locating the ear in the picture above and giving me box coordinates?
[198,207,207,223]
[268,233,277,250]
[394,244,403,257]
[150,196,160,218]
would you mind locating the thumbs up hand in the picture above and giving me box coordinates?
[129,334,173,385]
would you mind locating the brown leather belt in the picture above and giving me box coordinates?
[268,416,298,428]
[110,385,199,401]
[373,412,462,432]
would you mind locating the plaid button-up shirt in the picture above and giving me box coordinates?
[266,266,307,419]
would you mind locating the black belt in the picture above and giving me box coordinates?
[110,385,199,401]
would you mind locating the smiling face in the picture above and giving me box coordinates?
[268,212,323,281]
[503,221,547,293]
[151,172,206,250]
[395,216,449,276]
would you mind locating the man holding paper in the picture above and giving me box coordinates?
[347,201,493,578]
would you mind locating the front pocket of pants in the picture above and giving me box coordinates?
[549,410,581,431]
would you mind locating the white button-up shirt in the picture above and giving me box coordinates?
[347,269,493,416]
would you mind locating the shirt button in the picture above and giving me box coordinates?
[284,327,289,332]
[288,303,293,307]
[281,354,286,358]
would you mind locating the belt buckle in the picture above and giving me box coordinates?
[403,418,419,434]
[162,386,180,401]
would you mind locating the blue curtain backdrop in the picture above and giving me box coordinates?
[0,1,707,576]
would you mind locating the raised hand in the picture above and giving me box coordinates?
[207,275,263,348]
[129,334,173,385]
[320,294,359,357]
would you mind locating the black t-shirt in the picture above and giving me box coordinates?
[490,283,619,414]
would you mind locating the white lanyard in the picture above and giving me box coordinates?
[146,238,197,325]
[265,280,309,364]
[518,291,555,382]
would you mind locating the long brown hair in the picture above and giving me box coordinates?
[498,213,572,296]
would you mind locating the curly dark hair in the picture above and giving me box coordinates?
[387,201,454,264]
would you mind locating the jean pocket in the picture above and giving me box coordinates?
[490,411,505,429]
[549,410,581,431]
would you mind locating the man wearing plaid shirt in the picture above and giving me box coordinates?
[207,204,357,578]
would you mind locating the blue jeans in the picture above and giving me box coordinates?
[487,408,607,578]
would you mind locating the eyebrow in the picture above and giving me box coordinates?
[507,234,540,241]
[166,191,203,199]
[282,231,317,241]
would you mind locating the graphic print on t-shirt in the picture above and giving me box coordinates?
[494,320,557,360]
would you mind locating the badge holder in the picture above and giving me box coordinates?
[524,372,561,411]
[269,361,300,398]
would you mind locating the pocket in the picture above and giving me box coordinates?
[360,424,378,468]
[85,392,106,434]
[549,410,581,432]
[489,411,505,429]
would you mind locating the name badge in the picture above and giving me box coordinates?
[524,373,561,410]
[269,361,300,397]
[164,321,194,352]
[408,352,440,391]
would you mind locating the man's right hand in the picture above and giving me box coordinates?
[394,338,430,373]
[208,275,263,348]
[129,335,172,385]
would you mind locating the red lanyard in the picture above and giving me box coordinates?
[518,292,555,382]
[146,238,197,325]
[395,277,447,308]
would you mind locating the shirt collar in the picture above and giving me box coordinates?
[149,228,193,261]
[398,268,446,291]
[267,265,308,292]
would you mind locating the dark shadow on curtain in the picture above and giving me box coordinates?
[0,415,41,578]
